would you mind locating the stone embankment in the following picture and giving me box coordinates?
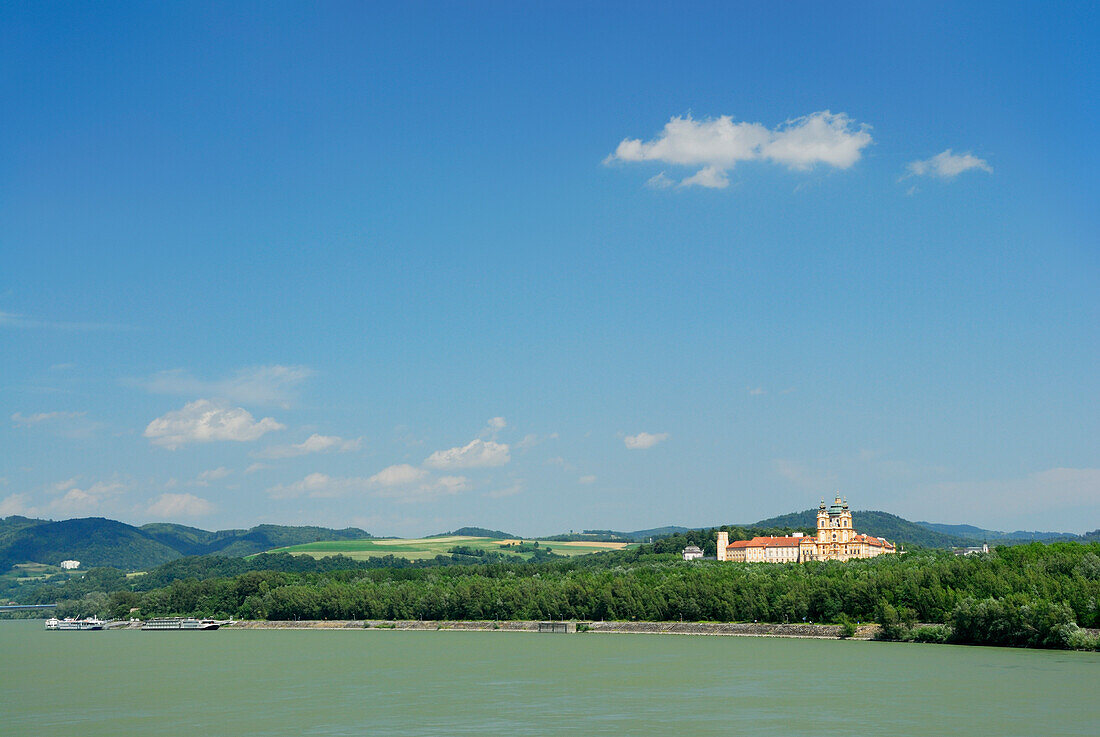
[226,619,880,639]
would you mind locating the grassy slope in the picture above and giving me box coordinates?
[267,536,635,561]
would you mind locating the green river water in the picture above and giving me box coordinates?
[2,620,1097,736]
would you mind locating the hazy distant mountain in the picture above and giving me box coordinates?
[0,516,373,572]
[915,521,1097,543]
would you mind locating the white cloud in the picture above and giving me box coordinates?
[905,149,991,180]
[487,417,507,431]
[245,463,269,474]
[607,111,872,187]
[11,411,100,439]
[191,467,232,487]
[517,432,558,450]
[748,386,766,396]
[578,475,597,485]
[267,469,469,503]
[623,432,669,450]
[48,479,128,516]
[144,399,284,449]
[266,472,361,499]
[680,166,729,189]
[368,464,429,487]
[139,365,312,407]
[147,493,214,518]
[255,433,362,459]
[645,172,674,189]
[425,439,511,469]
[11,411,86,425]
[374,475,470,502]
[0,493,30,516]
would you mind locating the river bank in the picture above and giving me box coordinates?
[225,619,880,638]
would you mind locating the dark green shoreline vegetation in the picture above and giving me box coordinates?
[4,535,1099,652]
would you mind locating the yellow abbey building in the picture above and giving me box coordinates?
[717,496,896,563]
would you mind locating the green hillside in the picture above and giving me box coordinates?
[0,517,182,571]
[751,509,973,549]
[0,517,374,572]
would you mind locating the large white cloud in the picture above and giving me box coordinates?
[424,439,511,469]
[623,432,669,450]
[256,433,362,459]
[607,111,872,187]
[144,399,284,449]
[147,493,214,517]
[905,149,991,179]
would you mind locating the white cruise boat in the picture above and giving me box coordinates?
[47,617,105,630]
[142,617,224,630]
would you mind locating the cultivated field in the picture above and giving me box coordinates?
[263,536,635,561]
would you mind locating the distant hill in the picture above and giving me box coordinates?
[0,516,373,572]
[915,521,1097,544]
[429,527,515,539]
[544,526,693,543]
[750,509,973,549]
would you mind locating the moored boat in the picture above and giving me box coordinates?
[47,617,104,630]
[141,617,225,630]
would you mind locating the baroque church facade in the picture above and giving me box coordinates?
[717,496,896,563]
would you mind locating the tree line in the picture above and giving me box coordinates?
[8,541,1098,650]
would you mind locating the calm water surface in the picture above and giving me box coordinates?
[2,620,1097,736]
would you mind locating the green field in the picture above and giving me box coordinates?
[262,536,636,561]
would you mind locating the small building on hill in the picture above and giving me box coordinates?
[59,560,80,570]
[717,496,896,563]
[681,544,703,561]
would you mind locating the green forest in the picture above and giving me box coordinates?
[6,535,1099,652]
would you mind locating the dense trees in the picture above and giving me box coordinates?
[8,542,1099,650]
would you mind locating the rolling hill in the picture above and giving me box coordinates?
[0,516,373,572]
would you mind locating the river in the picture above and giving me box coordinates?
[2,620,1096,736]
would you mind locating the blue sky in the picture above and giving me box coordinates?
[1,2,1097,535]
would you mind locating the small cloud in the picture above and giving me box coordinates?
[487,417,507,431]
[11,411,86,425]
[244,462,269,474]
[194,467,232,486]
[138,365,312,407]
[266,472,360,499]
[645,172,674,189]
[680,166,729,189]
[517,432,558,450]
[368,464,429,487]
[905,149,991,180]
[484,480,525,499]
[255,433,362,459]
[47,479,129,516]
[144,399,284,449]
[147,492,214,518]
[623,432,669,450]
[0,493,30,516]
[374,475,470,503]
[748,387,766,396]
[578,475,597,485]
[425,439,510,470]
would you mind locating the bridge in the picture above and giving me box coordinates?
[0,604,58,611]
